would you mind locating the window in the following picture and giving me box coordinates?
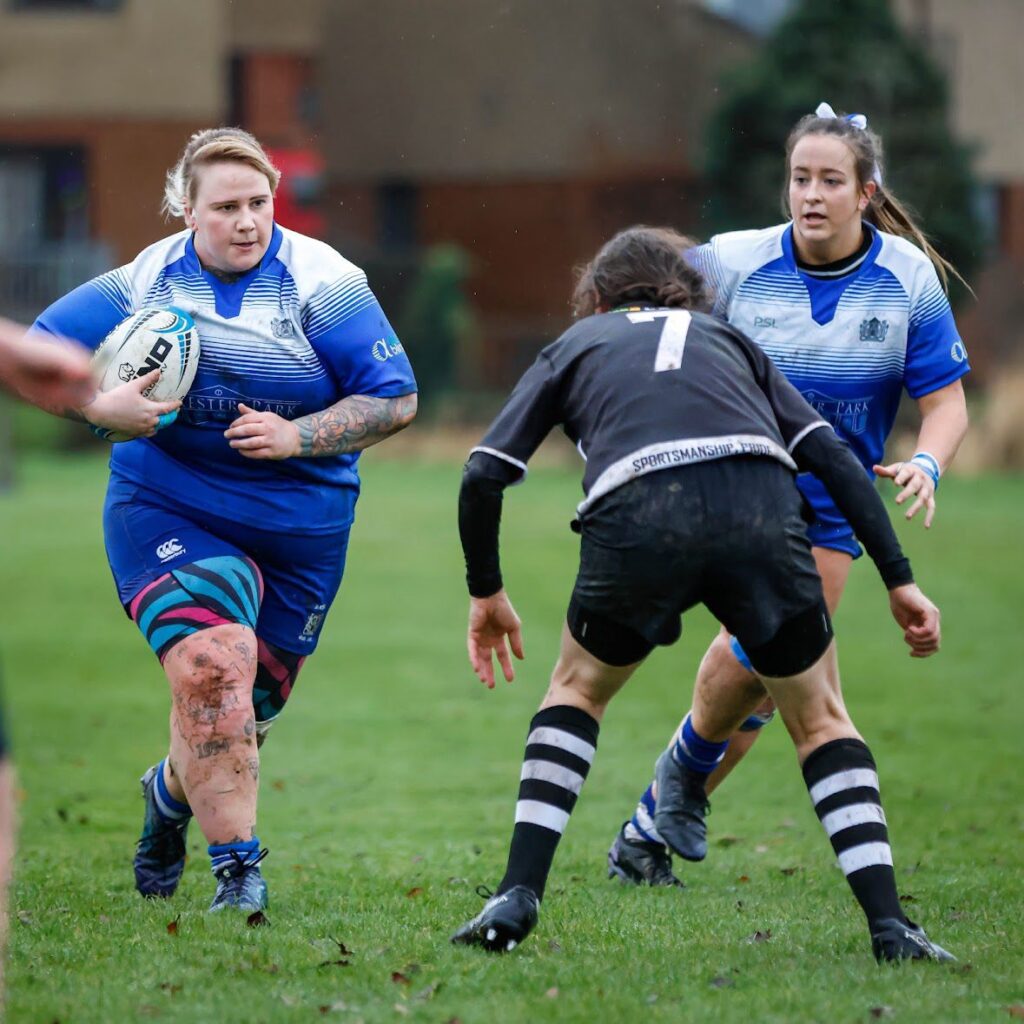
[7,0,123,11]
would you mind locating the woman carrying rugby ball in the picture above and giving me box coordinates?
[33,128,417,914]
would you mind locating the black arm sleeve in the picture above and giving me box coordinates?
[458,451,523,597]
[793,427,913,590]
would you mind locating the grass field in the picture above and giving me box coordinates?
[1,452,1022,1023]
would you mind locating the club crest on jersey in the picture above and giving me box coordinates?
[271,318,296,339]
[859,316,890,343]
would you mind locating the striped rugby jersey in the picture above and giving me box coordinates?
[690,223,968,477]
[34,225,416,534]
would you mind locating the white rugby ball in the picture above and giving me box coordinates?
[91,307,200,442]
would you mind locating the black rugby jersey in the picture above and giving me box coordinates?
[473,307,827,513]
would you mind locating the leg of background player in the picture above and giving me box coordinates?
[617,548,852,858]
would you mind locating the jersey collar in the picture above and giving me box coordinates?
[184,222,284,279]
[781,221,882,276]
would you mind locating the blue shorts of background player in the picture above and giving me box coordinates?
[729,474,863,674]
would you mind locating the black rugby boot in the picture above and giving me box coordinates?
[607,823,684,887]
[871,918,956,963]
[652,751,711,862]
[451,885,539,953]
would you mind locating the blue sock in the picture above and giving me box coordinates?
[670,712,728,776]
[209,836,260,875]
[624,781,664,845]
[153,759,191,821]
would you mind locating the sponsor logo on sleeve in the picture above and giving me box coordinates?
[372,337,406,362]
[950,340,967,363]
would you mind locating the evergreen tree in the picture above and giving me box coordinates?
[703,0,981,294]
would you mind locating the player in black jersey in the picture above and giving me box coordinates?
[450,227,952,963]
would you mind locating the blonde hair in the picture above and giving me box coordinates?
[783,111,969,294]
[162,127,280,220]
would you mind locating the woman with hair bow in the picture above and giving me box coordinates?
[607,103,970,932]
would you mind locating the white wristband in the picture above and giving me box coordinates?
[910,451,941,488]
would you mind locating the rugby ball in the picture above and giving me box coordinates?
[91,307,200,442]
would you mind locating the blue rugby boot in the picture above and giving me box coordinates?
[134,763,191,898]
[209,847,269,913]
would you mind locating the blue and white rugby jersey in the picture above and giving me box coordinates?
[690,223,969,489]
[34,225,417,534]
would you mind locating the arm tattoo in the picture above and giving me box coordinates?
[293,392,417,457]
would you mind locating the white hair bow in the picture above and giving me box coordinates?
[814,101,881,184]
[815,101,867,130]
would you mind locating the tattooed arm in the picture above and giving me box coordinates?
[224,392,418,460]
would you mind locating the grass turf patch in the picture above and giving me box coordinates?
[2,454,1022,1022]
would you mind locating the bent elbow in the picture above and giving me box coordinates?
[396,392,418,430]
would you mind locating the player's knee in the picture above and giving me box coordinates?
[170,627,257,736]
[698,633,766,701]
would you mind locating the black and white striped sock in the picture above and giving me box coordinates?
[496,705,599,901]
[802,737,906,928]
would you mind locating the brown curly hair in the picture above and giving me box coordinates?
[571,226,710,318]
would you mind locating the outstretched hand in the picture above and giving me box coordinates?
[874,460,937,528]
[0,325,94,411]
[467,590,525,688]
[888,583,941,658]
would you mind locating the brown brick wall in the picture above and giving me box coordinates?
[0,118,204,265]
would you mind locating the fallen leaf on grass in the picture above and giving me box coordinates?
[899,893,917,903]
[391,972,411,985]
[545,987,559,999]
[709,976,734,989]
[246,911,269,928]
[547,940,562,953]
[405,886,423,898]
[17,911,32,927]
[754,844,769,854]
[330,938,353,957]
[1006,1007,1024,1020]
[56,807,68,822]
[746,930,771,943]
[780,867,802,877]
[716,836,741,847]
[271,780,285,791]
[737,875,750,884]
[414,982,442,1002]
[394,1004,408,1015]
[645,994,658,1005]
[318,959,351,969]
[870,1007,893,1019]
[166,916,180,936]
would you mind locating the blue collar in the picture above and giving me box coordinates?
[184,222,283,280]
[781,221,881,276]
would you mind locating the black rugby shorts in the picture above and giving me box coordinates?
[568,456,830,675]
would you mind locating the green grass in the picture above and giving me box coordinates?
[1,453,1022,1023]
